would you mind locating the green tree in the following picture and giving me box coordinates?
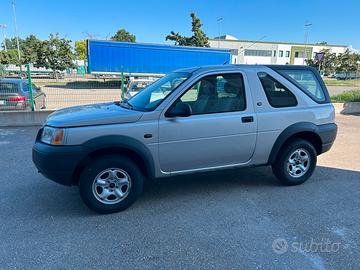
[166,13,210,47]
[0,64,5,77]
[307,48,360,77]
[22,35,42,64]
[3,37,22,51]
[306,49,337,75]
[336,49,360,75]
[1,37,23,65]
[75,40,87,60]
[111,29,136,42]
[36,33,75,75]
[0,49,20,65]
[1,35,42,65]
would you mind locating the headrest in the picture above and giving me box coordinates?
[199,80,217,97]
[224,82,240,95]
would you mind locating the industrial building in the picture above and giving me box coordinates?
[209,35,349,65]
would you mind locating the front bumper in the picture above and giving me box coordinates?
[318,123,338,154]
[32,140,89,186]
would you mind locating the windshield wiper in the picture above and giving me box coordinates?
[116,99,148,112]
[118,99,134,110]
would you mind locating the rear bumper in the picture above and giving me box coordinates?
[317,123,337,154]
[0,101,28,110]
[32,141,89,186]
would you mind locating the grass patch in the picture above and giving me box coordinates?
[324,78,360,87]
[331,90,360,102]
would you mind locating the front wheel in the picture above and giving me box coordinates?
[272,139,317,186]
[79,155,144,214]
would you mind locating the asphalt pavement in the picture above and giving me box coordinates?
[0,114,359,270]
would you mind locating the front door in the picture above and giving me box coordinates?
[158,72,257,173]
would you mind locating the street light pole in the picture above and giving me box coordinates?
[0,24,7,51]
[217,17,223,48]
[12,0,22,71]
[303,22,312,65]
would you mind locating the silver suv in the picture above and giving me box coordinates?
[32,65,337,213]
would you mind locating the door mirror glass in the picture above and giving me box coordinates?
[166,102,192,117]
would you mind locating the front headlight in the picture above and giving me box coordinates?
[41,126,65,145]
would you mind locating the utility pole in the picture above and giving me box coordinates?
[12,0,22,71]
[0,24,7,51]
[217,17,223,48]
[303,22,312,65]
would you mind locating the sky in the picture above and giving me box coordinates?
[0,0,359,50]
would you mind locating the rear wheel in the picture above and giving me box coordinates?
[79,155,144,214]
[272,139,317,186]
[20,72,27,79]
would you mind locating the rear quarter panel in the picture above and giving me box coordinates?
[249,66,335,165]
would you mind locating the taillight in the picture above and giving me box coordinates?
[8,96,27,102]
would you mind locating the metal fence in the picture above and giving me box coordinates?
[0,65,136,111]
[33,76,125,110]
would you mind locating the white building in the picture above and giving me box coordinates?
[209,35,349,65]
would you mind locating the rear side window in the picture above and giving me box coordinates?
[0,82,19,93]
[258,72,297,108]
[277,69,325,102]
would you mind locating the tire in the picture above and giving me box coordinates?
[20,72,27,79]
[272,139,317,186]
[52,72,61,79]
[79,155,144,214]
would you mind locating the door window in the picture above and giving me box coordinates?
[173,73,246,115]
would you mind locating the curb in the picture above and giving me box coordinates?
[333,102,360,115]
[0,110,55,127]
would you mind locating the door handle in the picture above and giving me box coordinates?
[241,116,254,123]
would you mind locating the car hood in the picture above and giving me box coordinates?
[46,102,144,127]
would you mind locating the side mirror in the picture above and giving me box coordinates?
[166,102,192,118]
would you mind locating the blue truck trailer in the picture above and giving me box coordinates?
[87,40,235,75]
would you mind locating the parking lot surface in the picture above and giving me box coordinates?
[0,113,359,269]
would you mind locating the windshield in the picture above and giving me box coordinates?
[127,72,190,111]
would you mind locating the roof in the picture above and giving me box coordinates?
[0,78,25,84]
[175,64,263,73]
[209,38,348,48]
[175,64,317,74]
[88,39,233,53]
[213,34,239,40]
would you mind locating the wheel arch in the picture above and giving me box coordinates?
[72,135,155,185]
[268,122,323,165]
